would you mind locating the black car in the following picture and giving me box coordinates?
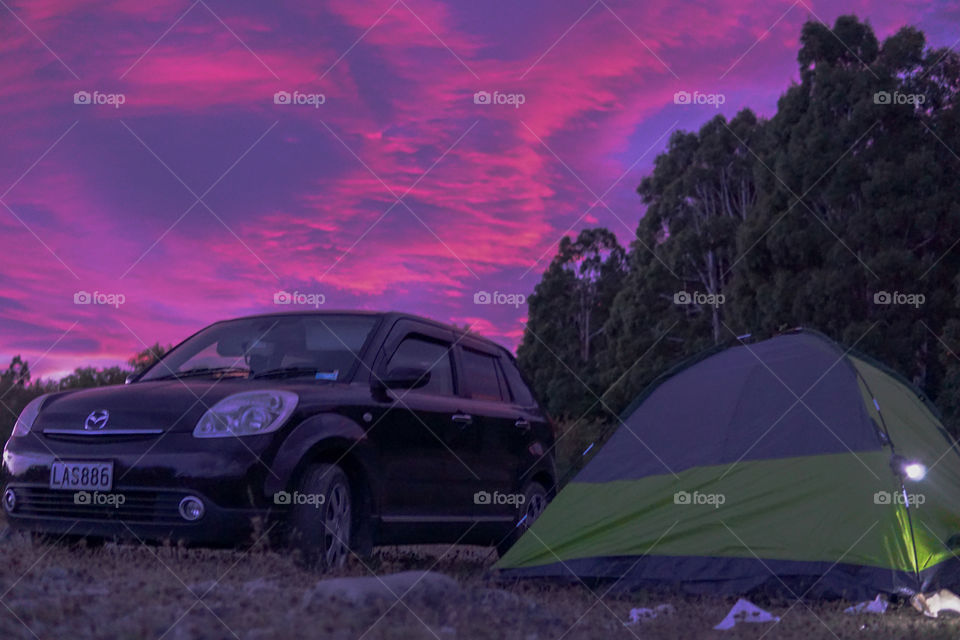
[1,311,556,567]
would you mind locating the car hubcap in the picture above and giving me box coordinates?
[322,481,351,567]
[523,492,546,529]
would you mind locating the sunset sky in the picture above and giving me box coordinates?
[1,0,957,379]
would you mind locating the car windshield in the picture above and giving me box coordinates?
[140,315,379,382]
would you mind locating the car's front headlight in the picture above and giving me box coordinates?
[12,395,47,437]
[193,391,298,438]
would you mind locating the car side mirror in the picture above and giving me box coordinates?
[378,367,431,390]
[125,373,138,385]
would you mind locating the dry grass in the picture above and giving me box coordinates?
[0,531,959,639]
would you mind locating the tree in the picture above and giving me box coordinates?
[57,366,128,390]
[596,110,764,412]
[524,15,960,432]
[558,229,627,362]
[728,17,960,404]
[517,228,627,418]
[0,355,30,389]
[129,343,170,374]
[0,356,46,443]
[0,343,172,441]
[634,110,762,343]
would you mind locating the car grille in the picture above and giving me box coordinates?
[42,431,162,444]
[12,487,186,525]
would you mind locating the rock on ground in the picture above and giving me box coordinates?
[303,570,461,606]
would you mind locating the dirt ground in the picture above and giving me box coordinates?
[0,531,958,640]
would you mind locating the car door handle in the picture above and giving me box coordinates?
[515,419,531,430]
[452,413,473,425]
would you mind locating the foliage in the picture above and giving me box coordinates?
[517,228,626,418]
[0,344,170,442]
[519,16,960,437]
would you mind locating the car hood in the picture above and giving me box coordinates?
[32,379,355,435]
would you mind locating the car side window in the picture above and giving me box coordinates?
[386,336,454,396]
[501,358,536,406]
[462,348,504,401]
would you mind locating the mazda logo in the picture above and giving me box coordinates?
[84,410,110,430]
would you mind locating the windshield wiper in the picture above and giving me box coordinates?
[252,366,337,380]
[150,366,251,381]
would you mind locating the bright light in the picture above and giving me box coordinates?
[904,463,927,481]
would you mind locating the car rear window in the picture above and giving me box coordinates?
[462,348,504,401]
[386,337,454,396]
[502,358,537,406]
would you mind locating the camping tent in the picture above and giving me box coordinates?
[497,331,960,598]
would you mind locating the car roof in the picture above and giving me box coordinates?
[213,310,513,356]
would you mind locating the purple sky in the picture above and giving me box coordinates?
[1,0,958,379]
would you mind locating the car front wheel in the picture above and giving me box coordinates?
[288,463,353,570]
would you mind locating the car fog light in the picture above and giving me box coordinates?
[2,488,15,513]
[178,496,205,521]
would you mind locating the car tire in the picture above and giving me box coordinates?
[288,463,353,570]
[496,480,548,558]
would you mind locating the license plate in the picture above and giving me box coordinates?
[49,461,113,491]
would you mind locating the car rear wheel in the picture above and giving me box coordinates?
[496,480,548,558]
[288,463,353,570]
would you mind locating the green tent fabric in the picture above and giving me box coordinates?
[497,331,960,598]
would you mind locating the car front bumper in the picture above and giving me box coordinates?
[2,431,281,545]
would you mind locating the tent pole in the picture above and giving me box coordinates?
[900,481,924,593]
[858,369,924,594]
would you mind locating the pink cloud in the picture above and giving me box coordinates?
[0,0,955,378]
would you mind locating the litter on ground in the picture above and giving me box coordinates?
[713,598,780,630]
[625,604,675,625]
[911,589,960,618]
[844,594,889,614]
